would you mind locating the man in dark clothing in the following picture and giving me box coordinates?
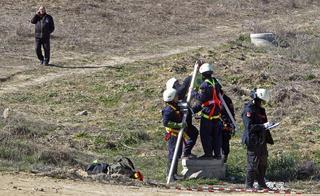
[221,90,235,163]
[192,63,223,160]
[31,6,54,65]
[241,88,274,189]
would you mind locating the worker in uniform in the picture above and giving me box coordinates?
[192,63,223,159]
[164,60,204,159]
[241,88,274,189]
[162,88,187,180]
[220,89,235,163]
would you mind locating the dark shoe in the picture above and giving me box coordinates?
[198,154,214,160]
[245,185,254,189]
[223,155,228,163]
[257,184,270,190]
[213,155,222,160]
[182,154,197,159]
[40,60,44,65]
[173,174,184,180]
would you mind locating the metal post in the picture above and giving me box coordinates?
[218,93,237,132]
[166,62,199,184]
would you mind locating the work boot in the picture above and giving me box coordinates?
[213,155,222,160]
[167,160,184,181]
[182,153,197,160]
[223,154,228,163]
[198,154,214,160]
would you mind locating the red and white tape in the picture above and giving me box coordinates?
[165,185,302,194]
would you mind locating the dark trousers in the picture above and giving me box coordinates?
[222,131,231,156]
[167,136,182,161]
[246,151,268,188]
[200,117,222,157]
[167,136,182,176]
[183,124,199,156]
[35,37,50,64]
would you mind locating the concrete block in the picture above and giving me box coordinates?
[181,158,225,179]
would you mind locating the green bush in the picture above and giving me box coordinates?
[267,153,297,181]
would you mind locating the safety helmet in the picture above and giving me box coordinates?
[199,63,213,74]
[166,77,177,89]
[163,88,177,102]
[251,88,270,102]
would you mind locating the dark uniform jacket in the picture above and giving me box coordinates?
[241,100,274,155]
[162,103,182,128]
[193,77,222,117]
[31,14,55,38]
[221,94,235,128]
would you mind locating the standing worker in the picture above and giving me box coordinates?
[162,88,187,180]
[241,88,274,190]
[31,6,55,66]
[166,77,198,159]
[220,89,235,163]
[192,63,223,160]
[164,60,204,159]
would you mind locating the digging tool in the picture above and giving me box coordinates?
[218,93,238,132]
[166,61,199,184]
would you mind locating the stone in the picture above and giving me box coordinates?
[3,108,10,119]
[181,158,226,179]
[76,110,88,116]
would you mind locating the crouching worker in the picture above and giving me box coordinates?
[241,88,274,190]
[162,88,188,180]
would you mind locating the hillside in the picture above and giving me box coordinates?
[0,0,320,194]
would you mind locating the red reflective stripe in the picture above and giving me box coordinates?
[202,79,222,119]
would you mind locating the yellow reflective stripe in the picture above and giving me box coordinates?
[201,113,221,120]
[205,79,215,86]
[165,127,190,140]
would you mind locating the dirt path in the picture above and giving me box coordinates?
[0,26,236,95]
[0,172,254,196]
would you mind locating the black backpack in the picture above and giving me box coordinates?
[86,162,109,175]
[107,156,136,178]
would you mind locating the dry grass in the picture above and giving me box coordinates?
[1,0,320,192]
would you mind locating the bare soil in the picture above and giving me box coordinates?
[1,0,320,195]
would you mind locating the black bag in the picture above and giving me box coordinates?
[107,156,136,178]
[86,162,109,175]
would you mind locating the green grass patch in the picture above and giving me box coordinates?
[267,153,298,181]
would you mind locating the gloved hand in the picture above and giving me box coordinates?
[178,122,187,129]
[264,122,275,129]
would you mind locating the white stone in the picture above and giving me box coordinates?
[3,108,10,119]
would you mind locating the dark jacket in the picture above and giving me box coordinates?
[241,100,274,155]
[162,103,183,128]
[192,77,222,117]
[31,14,54,38]
[221,94,235,127]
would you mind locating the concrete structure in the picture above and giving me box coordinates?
[250,33,276,47]
[181,158,225,179]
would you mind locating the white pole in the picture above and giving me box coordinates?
[166,62,199,184]
[218,93,237,132]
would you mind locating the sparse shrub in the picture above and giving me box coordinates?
[123,130,150,145]
[38,150,76,166]
[267,153,297,181]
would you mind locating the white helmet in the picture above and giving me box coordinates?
[163,88,177,102]
[199,63,213,74]
[166,77,177,89]
[256,88,270,102]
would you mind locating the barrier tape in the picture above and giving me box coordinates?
[165,185,302,194]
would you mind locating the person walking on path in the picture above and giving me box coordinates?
[31,6,54,66]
